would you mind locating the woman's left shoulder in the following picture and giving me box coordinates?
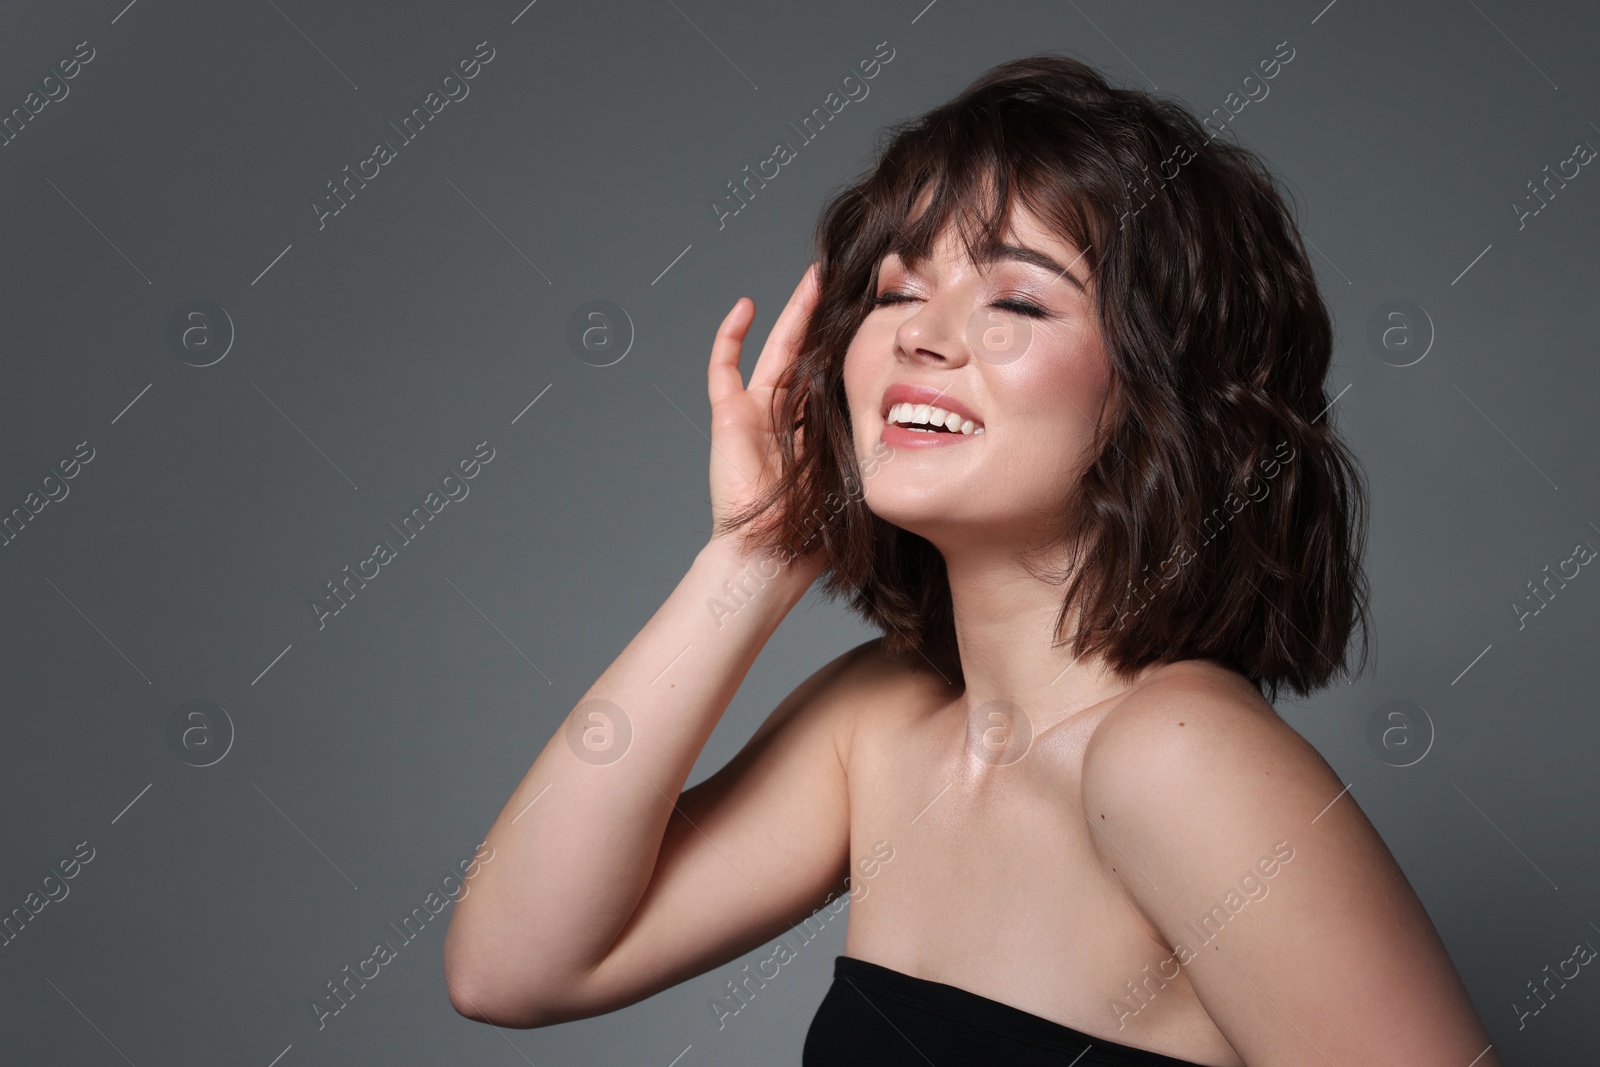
[1081,658,1340,818]
[1075,664,1501,1064]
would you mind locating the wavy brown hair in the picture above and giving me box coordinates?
[717,52,1372,704]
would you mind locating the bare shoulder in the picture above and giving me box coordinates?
[1075,662,1350,870]
[1081,660,1337,820]
[760,636,951,755]
[1076,657,1350,918]
[1076,662,1499,1062]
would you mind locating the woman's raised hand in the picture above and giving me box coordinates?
[705,263,825,578]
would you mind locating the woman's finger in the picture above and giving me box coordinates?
[707,297,755,408]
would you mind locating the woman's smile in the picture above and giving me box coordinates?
[879,381,985,448]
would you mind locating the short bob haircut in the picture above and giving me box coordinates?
[718,52,1372,704]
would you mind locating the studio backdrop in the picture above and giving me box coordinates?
[1,0,1597,1064]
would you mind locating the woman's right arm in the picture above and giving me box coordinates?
[442,265,879,1027]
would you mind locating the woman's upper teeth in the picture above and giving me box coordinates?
[887,402,982,435]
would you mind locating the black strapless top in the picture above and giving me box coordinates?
[804,955,1215,1066]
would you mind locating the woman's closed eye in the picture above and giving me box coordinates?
[869,290,1050,318]
[987,296,1049,318]
[867,290,915,308]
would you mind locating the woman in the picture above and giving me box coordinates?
[443,54,1500,1065]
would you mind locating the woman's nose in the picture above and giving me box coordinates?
[894,293,972,366]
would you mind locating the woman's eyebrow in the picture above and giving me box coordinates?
[882,244,1089,293]
[984,244,1088,292]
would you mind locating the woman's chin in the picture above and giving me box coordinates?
[861,496,968,540]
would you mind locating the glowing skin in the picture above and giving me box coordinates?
[843,203,1110,550]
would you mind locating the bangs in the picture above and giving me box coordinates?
[866,104,1110,287]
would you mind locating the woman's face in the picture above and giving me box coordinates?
[842,202,1114,546]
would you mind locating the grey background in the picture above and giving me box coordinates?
[1,0,1596,1064]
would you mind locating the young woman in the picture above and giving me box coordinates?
[443,54,1500,1066]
